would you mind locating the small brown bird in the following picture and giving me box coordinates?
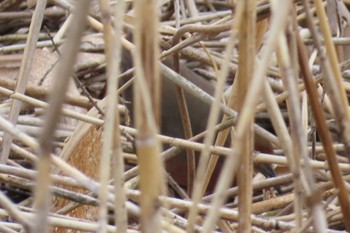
[121,49,277,194]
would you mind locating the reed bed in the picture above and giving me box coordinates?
[1,0,350,232]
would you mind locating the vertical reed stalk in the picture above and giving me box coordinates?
[275,18,304,230]
[186,1,244,232]
[134,0,166,232]
[235,0,256,232]
[98,0,127,232]
[32,1,91,232]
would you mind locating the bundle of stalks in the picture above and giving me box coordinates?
[1,0,350,232]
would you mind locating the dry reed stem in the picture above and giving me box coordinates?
[291,7,329,232]
[236,1,256,232]
[314,0,350,157]
[133,0,166,232]
[0,115,38,150]
[203,6,269,196]
[0,85,125,125]
[2,96,350,170]
[0,0,47,164]
[97,0,126,231]
[297,16,350,231]
[184,0,198,17]
[0,78,94,109]
[161,44,282,157]
[276,11,304,229]
[32,1,91,232]
[172,2,196,194]
[111,1,128,232]
[165,21,231,59]
[200,12,261,197]
[185,1,243,232]
[0,191,31,231]
[2,0,350,232]
[127,190,296,231]
[201,1,292,232]
[0,209,139,232]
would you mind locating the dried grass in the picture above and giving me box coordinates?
[1,0,350,232]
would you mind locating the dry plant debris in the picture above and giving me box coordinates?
[1,0,350,232]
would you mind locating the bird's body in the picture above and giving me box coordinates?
[121,50,276,193]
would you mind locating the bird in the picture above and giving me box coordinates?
[120,48,277,194]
